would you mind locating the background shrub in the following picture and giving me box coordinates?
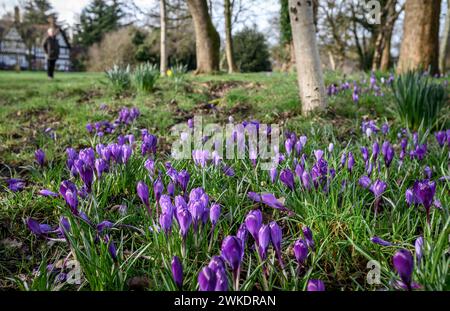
[233,27,272,72]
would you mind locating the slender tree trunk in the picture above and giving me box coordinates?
[160,0,168,76]
[379,29,392,71]
[439,1,450,74]
[288,0,327,114]
[224,0,237,73]
[397,0,441,75]
[187,0,221,73]
[372,0,398,71]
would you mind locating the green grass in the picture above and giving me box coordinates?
[0,70,449,291]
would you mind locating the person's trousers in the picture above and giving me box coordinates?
[47,59,56,78]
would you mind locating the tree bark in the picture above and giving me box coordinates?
[397,0,441,75]
[160,0,168,76]
[372,0,398,71]
[288,0,327,114]
[224,0,237,73]
[187,0,220,73]
[439,1,450,74]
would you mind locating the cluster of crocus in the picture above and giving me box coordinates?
[361,120,380,138]
[117,107,140,125]
[405,179,439,225]
[141,130,158,156]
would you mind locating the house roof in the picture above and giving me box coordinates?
[0,19,71,49]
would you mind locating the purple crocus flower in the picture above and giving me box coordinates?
[59,180,78,214]
[434,131,447,147]
[269,167,277,183]
[424,166,432,179]
[280,169,295,190]
[314,150,324,161]
[95,159,109,179]
[393,249,414,290]
[137,181,150,215]
[144,159,155,177]
[257,225,271,260]
[307,279,325,291]
[35,149,45,167]
[160,195,174,216]
[38,189,59,197]
[371,236,394,246]
[74,159,94,192]
[245,210,263,244]
[209,256,225,272]
[167,181,175,197]
[410,180,436,224]
[177,208,192,238]
[301,171,311,190]
[159,212,173,234]
[121,145,132,164]
[347,152,355,173]
[302,226,315,251]
[223,165,235,177]
[247,192,292,214]
[153,178,164,203]
[198,266,217,291]
[210,203,221,226]
[285,138,295,155]
[96,220,114,234]
[369,179,387,198]
[359,176,371,189]
[221,236,243,290]
[361,147,369,163]
[27,218,52,236]
[171,256,183,289]
[269,221,283,267]
[415,236,424,265]
[236,223,248,252]
[177,170,190,193]
[381,123,389,135]
[293,239,308,265]
[414,144,427,161]
[372,142,380,160]
[214,266,229,291]
[105,235,117,261]
[6,178,25,192]
[382,142,394,167]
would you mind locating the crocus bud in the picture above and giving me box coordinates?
[210,203,221,226]
[347,152,355,173]
[244,210,262,244]
[358,176,371,189]
[171,256,183,289]
[214,266,228,291]
[176,208,192,238]
[307,279,325,291]
[269,221,282,254]
[293,239,308,265]
[280,169,295,190]
[257,225,271,260]
[137,181,150,213]
[221,236,243,272]
[35,149,45,167]
[393,249,414,289]
[415,237,424,264]
[302,226,315,250]
[198,266,217,291]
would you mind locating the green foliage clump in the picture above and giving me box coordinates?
[105,64,131,94]
[233,27,272,73]
[133,63,160,94]
[392,71,448,131]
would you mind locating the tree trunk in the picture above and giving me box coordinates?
[224,0,237,73]
[397,0,441,75]
[187,0,220,74]
[379,29,392,71]
[288,0,327,114]
[160,0,168,76]
[372,0,398,71]
[439,1,450,74]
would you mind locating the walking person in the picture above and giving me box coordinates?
[43,27,60,80]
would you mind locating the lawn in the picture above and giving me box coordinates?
[0,70,449,291]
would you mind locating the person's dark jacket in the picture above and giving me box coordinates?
[43,35,60,60]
